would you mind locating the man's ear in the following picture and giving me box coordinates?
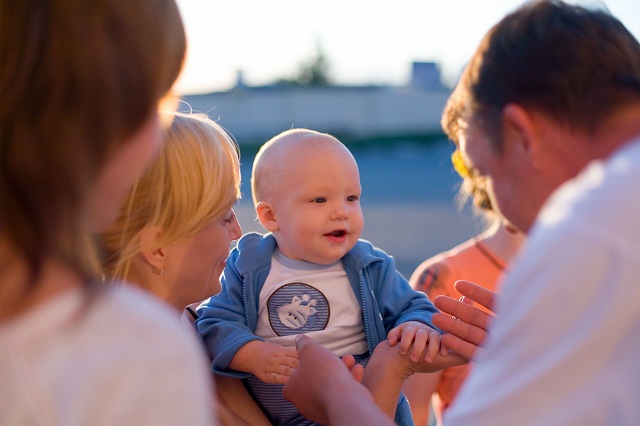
[502,104,541,165]
[255,201,278,232]
[138,225,166,270]
[502,104,534,149]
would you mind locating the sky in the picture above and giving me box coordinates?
[173,0,640,95]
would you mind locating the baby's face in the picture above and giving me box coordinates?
[270,139,364,264]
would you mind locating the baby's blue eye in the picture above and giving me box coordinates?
[347,195,359,202]
[312,197,327,203]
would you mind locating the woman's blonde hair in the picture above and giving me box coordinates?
[0,0,186,284]
[99,113,241,281]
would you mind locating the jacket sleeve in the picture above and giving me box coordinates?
[371,251,440,333]
[195,249,263,378]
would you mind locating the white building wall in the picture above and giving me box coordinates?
[181,87,450,145]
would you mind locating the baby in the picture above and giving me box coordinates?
[197,129,440,425]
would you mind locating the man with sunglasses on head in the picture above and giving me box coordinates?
[282,1,640,425]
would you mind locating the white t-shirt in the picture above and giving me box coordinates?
[0,285,215,426]
[445,136,640,425]
[255,249,367,356]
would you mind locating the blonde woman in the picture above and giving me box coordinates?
[99,112,270,426]
[100,113,242,316]
[0,1,217,424]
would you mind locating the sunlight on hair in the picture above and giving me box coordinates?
[563,0,610,13]
[158,93,180,129]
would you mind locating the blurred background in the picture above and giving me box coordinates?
[174,0,640,278]
[174,0,639,96]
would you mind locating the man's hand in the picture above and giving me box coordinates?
[432,280,496,360]
[283,335,390,425]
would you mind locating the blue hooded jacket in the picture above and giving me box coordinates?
[197,232,437,425]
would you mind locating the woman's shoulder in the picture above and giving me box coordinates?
[83,286,214,422]
[102,285,201,346]
[409,238,486,296]
[1,285,213,425]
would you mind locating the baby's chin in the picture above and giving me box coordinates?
[314,245,357,264]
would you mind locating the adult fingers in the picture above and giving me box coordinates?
[440,333,481,361]
[432,311,489,346]
[454,280,496,312]
[293,335,340,367]
[432,313,488,360]
[433,295,494,331]
[294,334,315,356]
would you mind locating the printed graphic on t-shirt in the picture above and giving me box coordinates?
[267,282,330,336]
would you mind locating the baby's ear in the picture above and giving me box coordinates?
[255,201,278,232]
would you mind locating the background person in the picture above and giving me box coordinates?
[0,1,216,424]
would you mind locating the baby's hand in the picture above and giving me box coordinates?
[387,321,441,363]
[233,341,299,384]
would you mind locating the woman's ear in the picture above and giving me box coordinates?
[138,225,166,270]
[255,201,278,232]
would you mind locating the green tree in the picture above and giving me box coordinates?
[296,42,331,86]
[276,42,332,87]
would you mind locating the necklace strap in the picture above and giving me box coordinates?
[185,306,199,320]
[474,238,508,272]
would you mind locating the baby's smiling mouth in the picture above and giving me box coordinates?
[325,229,347,238]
